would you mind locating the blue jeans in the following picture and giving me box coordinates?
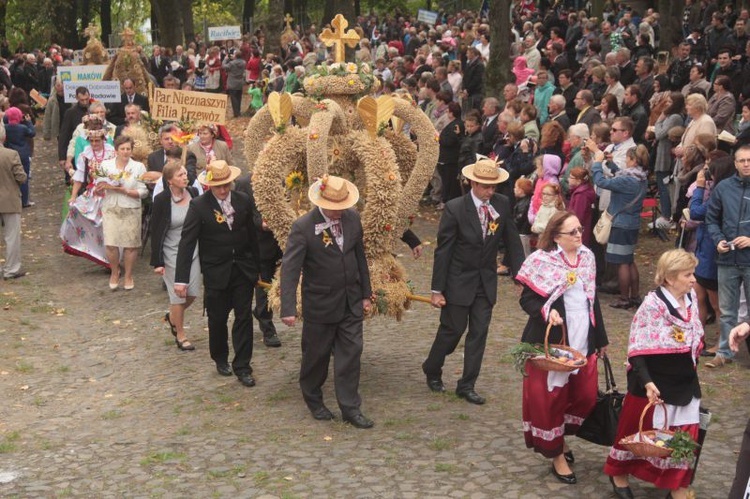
[655,171,671,220]
[717,265,750,359]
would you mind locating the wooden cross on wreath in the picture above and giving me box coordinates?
[319,14,360,63]
[284,13,294,30]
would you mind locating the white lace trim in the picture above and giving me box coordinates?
[522,414,584,441]
[608,447,691,470]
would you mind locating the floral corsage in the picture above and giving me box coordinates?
[321,229,333,247]
[213,209,226,225]
[487,219,499,236]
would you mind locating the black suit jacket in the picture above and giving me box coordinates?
[147,147,198,186]
[576,106,602,129]
[175,190,260,289]
[149,56,172,86]
[431,193,524,307]
[280,208,372,323]
[480,116,500,156]
[551,112,571,129]
[150,187,199,268]
[234,173,282,264]
[107,93,150,126]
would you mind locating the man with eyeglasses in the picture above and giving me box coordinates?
[705,145,750,368]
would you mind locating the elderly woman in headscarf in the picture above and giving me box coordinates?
[512,56,535,86]
[187,123,232,174]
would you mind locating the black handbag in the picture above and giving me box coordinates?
[576,355,624,446]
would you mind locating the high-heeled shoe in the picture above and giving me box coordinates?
[175,338,195,351]
[609,476,634,499]
[551,464,576,484]
[164,313,177,337]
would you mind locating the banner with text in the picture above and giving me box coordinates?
[208,25,242,41]
[151,88,227,124]
[58,65,108,84]
[417,9,439,25]
[63,81,121,103]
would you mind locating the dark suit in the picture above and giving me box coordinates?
[550,111,571,129]
[149,56,172,86]
[147,148,198,187]
[235,174,282,337]
[423,191,525,393]
[575,106,602,129]
[480,115,499,156]
[176,190,261,375]
[280,207,372,417]
[107,92,150,126]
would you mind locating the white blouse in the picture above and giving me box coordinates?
[98,158,148,209]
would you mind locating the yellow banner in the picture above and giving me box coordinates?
[150,88,228,124]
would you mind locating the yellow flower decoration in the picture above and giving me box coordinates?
[206,171,213,182]
[213,209,226,225]
[321,230,333,247]
[285,171,304,190]
[347,79,355,86]
[566,271,577,286]
[487,221,498,235]
[672,327,686,343]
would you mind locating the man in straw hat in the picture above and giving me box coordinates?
[280,175,374,429]
[174,160,261,388]
[423,158,525,405]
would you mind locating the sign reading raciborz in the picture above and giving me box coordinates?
[151,88,228,124]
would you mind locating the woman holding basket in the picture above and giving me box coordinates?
[516,211,609,484]
[604,249,703,499]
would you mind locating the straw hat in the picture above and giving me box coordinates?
[308,175,360,210]
[462,159,509,184]
[198,160,241,186]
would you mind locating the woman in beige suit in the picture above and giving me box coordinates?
[97,136,148,290]
[187,124,231,174]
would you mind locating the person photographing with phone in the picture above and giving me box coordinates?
[705,145,750,368]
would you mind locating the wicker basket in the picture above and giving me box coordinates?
[619,401,674,458]
[528,322,587,373]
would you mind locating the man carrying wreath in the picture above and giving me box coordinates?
[280,175,374,429]
[423,159,525,404]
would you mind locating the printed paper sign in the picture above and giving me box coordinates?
[58,65,108,83]
[151,88,228,124]
[417,9,439,25]
[208,26,242,41]
[63,81,121,103]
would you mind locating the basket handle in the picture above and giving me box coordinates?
[544,321,568,359]
[638,400,669,440]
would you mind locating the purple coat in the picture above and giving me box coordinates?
[567,182,596,247]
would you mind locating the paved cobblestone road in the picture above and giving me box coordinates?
[0,130,747,498]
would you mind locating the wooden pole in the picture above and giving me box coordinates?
[256,280,432,304]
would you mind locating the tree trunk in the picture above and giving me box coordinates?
[151,0,184,48]
[242,0,256,34]
[101,0,112,47]
[0,0,7,40]
[81,0,91,46]
[322,0,335,27]
[354,0,361,17]
[266,0,284,58]
[181,0,195,44]
[150,0,160,45]
[660,0,685,51]
[486,0,510,98]
[50,0,79,48]
[284,0,294,22]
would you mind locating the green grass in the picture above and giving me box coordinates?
[15,361,33,373]
[101,410,122,420]
[0,431,20,453]
[267,390,290,402]
[434,463,457,472]
[428,436,454,451]
[57,365,70,373]
[456,413,469,421]
[140,451,186,466]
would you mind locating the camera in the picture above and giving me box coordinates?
[704,167,712,181]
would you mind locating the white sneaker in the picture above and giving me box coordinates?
[655,217,676,230]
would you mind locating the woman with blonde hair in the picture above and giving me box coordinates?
[605,249,703,499]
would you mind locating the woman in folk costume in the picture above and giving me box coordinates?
[604,249,704,499]
[60,115,116,267]
[516,211,609,485]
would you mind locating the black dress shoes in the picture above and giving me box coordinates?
[609,476,634,498]
[343,413,374,429]
[237,373,256,387]
[551,465,577,484]
[456,389,486,405]
[311,406,335,421]
[426,377,446,393]
[216,363,233,376]
[263,333,282,348]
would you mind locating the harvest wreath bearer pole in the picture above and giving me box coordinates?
[255,280,432,304]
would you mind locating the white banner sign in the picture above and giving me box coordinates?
[417,9,439,25]
[58,65,108,84]
[63,81,121,103]
[208,25,242,41]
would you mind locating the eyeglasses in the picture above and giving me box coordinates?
[612,128,625,132]
[558,227,585,236]
[736,158,750,165]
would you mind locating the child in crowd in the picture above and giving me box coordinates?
[513,177,534,256]
[566,167,596,246]
[247,81,264,116]
[531,183,564,234]
[528,153,562,224]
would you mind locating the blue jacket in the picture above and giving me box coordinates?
[706,174,750,267]
[4,121,35,162]
[689,185,717,279]
[592,161,646,230]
